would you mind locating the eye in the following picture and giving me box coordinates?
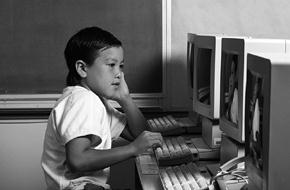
[108,63,115,67]
[120,64,124,69]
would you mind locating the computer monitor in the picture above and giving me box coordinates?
[219,38,287,143]
[187,33,197,107]
[187,33,200,125]
[193,35,223,120]
[245,53,290,190]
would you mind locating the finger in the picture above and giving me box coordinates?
[154,132,163,140]
[156,133,163,141]
[120,72,125,81]
[152,143,162,150]
[148,135,163,144]
[147,131,162,137]
[150,139,163,148]
[152,144,161,150]
[148,133,164,142]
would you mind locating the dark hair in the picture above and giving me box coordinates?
[64,26,122,86]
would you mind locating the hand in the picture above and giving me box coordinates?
[112,72,130,102]
[129,131,163,156]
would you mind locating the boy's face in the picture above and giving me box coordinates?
[84,46,124,99]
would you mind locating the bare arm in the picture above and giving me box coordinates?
[120,127,135,141]
[66,135,134,172]
[119,95,148,138]
[113,72,148,138]
[66,131,162,172]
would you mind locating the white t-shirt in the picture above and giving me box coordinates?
[41,86,126,190]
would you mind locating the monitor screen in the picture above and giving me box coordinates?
[219,47,245,144]
[247,71,263,171]
[245,69,264,189]
[187,33,202,125]
[187,33,197,100]
[221,52,239,126]
[188,42,194,91]
[196,47,212,106]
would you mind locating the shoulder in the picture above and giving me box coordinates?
[71,87,99,102]
[56,86,105,111]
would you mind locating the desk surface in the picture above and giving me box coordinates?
[135,158,163,190]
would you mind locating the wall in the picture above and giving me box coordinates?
[168,0,290,110]
[0,120,47,190]
[0,0,163,94]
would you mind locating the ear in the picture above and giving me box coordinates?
[75,60,88,78]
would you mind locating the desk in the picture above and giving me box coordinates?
[135,154,163,190]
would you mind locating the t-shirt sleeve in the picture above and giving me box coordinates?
[56,93,105,145]
[106,101,127,140]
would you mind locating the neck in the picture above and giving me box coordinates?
[77,82,90,91]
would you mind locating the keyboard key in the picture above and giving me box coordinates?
[187,163,208,189]
[147,115,196,136]
[155,137,194,166]
[159,163,209,190]
[180,164,200,189]
[153,118,165,130]
[160,168,174,189]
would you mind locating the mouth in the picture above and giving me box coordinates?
[111,82,120,86]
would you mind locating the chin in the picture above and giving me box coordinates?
[101,92,115,100]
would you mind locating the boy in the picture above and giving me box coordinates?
[41,26,163,190]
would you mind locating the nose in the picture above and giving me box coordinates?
[115,72,121,78]
[114,65,122,78]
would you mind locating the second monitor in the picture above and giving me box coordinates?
[219,37,288,144]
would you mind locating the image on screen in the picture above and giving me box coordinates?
[196,48,212,105]
[247,70,264,171]
[222,53,239,125]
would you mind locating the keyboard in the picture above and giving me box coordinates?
[154,136,198,166]
[147,115,200,136]
[159,162,210,190]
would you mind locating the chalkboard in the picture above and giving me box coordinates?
[0,0,163,94]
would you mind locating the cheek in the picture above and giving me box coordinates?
[89,66,113,84]
[90,68,104,81]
